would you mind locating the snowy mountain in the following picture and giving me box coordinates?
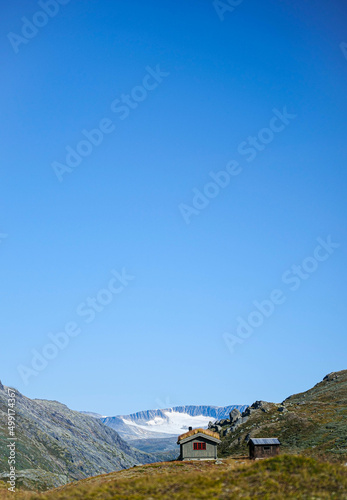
[101,405,248,441]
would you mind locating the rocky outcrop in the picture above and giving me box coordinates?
[229,408,241,422]
[208,400,281,438]
[243,400,271,415]
[323,372,339,382]
[209,404,254,436]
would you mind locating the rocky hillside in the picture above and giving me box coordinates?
[0,383,152,491]
[210,370,347,461]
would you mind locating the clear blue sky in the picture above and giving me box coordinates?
[1,0,346,416]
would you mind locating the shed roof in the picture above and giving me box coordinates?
[249,438,280,445]
[177,428,220,443]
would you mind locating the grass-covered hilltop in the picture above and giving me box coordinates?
[0,370,346,499]
[0,455,346,499]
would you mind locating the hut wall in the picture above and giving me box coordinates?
[250,444,280,459]
[181,437,217,460]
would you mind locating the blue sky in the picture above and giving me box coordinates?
[1,0,347,416]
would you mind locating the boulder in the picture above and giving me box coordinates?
[229,408,241,423]
[278,406,288,413]
[243,401,271,417]
[251,400,267,410]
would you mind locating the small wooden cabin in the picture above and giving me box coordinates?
[177,427,221,461]
[248,438,281,459]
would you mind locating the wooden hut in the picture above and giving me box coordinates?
[177,427,221,460]
[248,438,281,459]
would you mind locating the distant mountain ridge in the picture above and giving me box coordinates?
[100,404,248,441]
[119,405,249,422]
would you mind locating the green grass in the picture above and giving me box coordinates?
[1,455,346,499]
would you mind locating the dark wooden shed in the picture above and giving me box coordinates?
[248,438,281,459]
[177,427,221,461]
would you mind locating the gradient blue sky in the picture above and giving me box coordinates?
[1,0,346,416]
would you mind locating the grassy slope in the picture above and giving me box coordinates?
[218,370,347,461]
[0,455,346,499]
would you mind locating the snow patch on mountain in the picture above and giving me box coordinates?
[122,410,212,436]
[101,405,248,441]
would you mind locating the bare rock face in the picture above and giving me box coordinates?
[229,408,241,423]
[0,380,4,391]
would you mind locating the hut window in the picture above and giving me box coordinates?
[263,446,270,450]
[193,442,206,450]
